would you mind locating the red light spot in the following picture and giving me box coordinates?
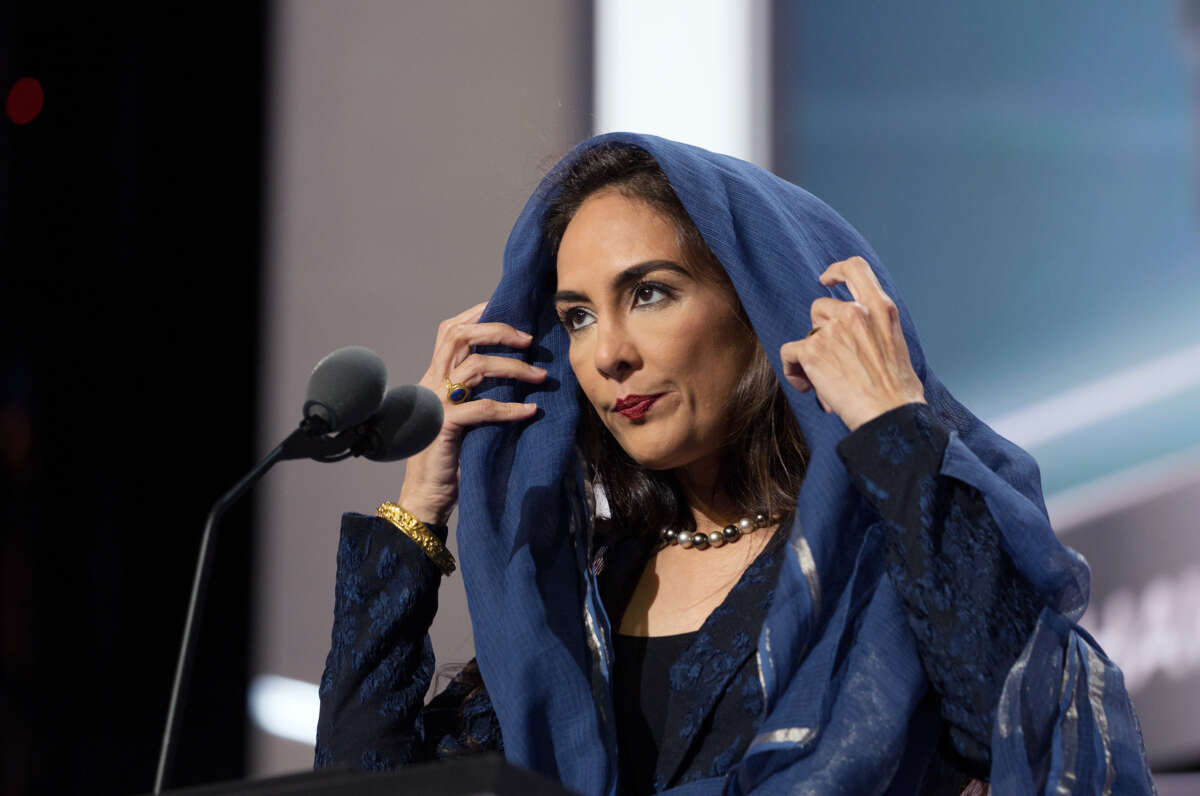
[6,77,45,125]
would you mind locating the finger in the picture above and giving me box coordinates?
[436,301,489,339]
[449,353,548,388]
[782,340,834,412]
[810,296,836,326]
[809,296,866,326]
[436,321,534,375]
[820,258,901,342]
[779,340,813,392]
[450,321,534,349]
[446,398,538,427]
[433,303,490,370]
[818,256,888,310]
[452,300,489,324]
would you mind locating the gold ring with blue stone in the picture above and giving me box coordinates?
[445,377,471,404]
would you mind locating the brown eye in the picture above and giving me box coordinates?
[561,307,595,331]
[633,283,669,307]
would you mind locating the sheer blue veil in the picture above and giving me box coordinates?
[456,133,1151,794]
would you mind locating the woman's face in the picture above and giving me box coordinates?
[554,189,756,471]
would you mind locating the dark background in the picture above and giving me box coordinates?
[2,4,266,793]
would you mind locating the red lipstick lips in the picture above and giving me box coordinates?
[613,393,663,419]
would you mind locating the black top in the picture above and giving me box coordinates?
[589,507,796,792]
[597,520,792,793]
[314,403,1042,792]
[609,525,794,794]
[612,631,700,794]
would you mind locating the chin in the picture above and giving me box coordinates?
[629,452,681,472]
[612,429,691,472]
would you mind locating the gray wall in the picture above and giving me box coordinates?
[255,0,589,775]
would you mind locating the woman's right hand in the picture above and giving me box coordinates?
[397,301,546,526]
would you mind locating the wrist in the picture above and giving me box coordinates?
[376,502,456,576]
[397,486,453,527]
[847,397,926,433]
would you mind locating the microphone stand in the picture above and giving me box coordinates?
[153,421,357,794]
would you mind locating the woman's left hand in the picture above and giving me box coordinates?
[780,256,926,432]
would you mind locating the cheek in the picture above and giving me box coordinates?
[669,312,748,407]
[683,335,754,452]
[568,339,604,412]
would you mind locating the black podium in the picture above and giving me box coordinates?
[150,755,581,795]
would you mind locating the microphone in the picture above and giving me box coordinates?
[154,348,437,794]
[302,345,387,434]
[352,384,443,461]
[281,381,443,464]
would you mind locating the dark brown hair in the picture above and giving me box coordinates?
[544,143,809,539]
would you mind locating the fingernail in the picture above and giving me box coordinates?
[520,330,533,339]
[524,402,538,410]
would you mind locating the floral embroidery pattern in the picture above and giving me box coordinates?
[838,403,1042,776]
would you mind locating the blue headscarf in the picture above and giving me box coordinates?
[457,133,1151,794]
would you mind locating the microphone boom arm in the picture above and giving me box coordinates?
[153,422,356,793]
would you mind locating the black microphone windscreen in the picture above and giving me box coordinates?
[361,384,444,461]
[302,346,387,432]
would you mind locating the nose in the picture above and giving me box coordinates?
[592,317,642,381]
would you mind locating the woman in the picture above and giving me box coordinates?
[315,134,1153,794]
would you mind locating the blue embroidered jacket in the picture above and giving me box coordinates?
[315,403,1041,792]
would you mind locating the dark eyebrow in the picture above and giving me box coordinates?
[553,260,690,304]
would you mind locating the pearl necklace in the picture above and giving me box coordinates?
[659,512,781,550]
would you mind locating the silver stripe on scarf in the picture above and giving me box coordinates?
[1084,644,1116,795]
[751,624,815,752]
[574,446,598,555]
[751,727,817,748]
[583,601,609,723]
[756,630,771,709]
[573,447,610,724]
[1055,643,1080,796]
[997,613,1042,739]
[790,533,821,618]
